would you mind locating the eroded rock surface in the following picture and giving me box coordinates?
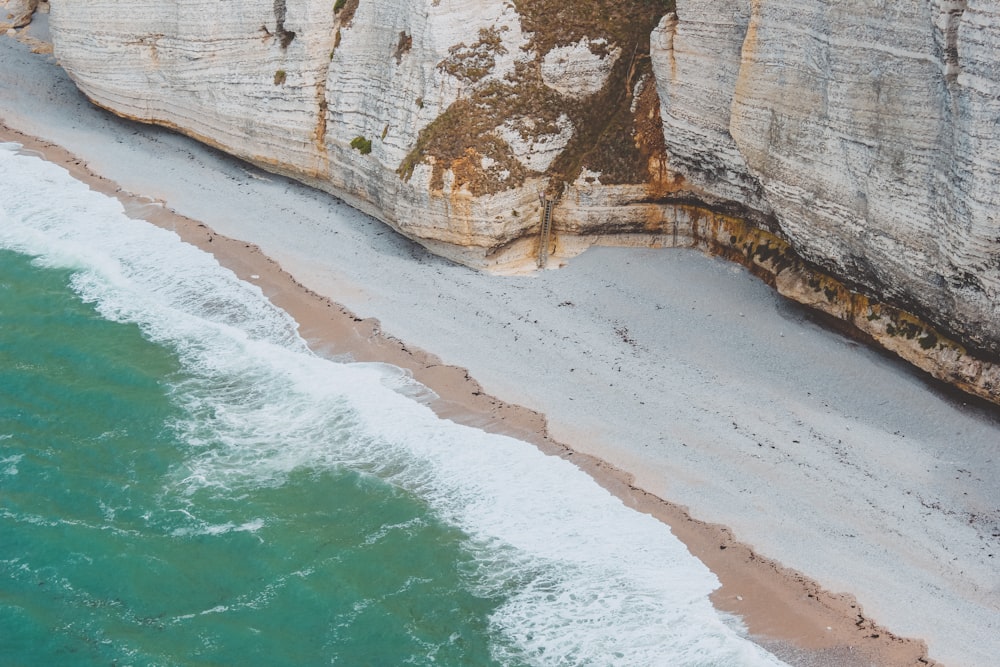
[49,0,667,269]
[652,0,1000,365]
[2,0,39,29]
[44,0,1000,403]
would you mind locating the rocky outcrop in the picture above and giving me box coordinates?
[42,0,1000,403]
[647,2,771,220]
[2,0,39,29]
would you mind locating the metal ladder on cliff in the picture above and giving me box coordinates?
[537,195,557,269]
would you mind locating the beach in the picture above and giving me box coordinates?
[3,16,999,666]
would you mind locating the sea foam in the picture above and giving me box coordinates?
[0,144,787,666]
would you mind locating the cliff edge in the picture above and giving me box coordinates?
[653,0,1000,402]
[39,0,1000,404]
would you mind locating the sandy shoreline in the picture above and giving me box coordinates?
[1,122,934,667]
[4,16,999,666]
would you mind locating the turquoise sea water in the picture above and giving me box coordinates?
[0,144,787,666]
[0,249,499,666]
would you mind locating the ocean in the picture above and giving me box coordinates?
[0,143,787,666]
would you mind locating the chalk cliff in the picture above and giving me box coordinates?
[650,0,1000,402]
[46,0,671,268]
[41,0,1000,403]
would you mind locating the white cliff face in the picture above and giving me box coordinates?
[45,0,1000,400]
[322,0,549,263]
[540,38,620,99]
[48,0,667,270]
[649,1,770,218]
[495,114,574,173]
[652,0,1000,360]
[48,0,548,267]
[48,0,337,175]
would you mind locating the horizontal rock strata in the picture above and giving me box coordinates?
[48,0,669,270]
[651,0,1000,369]
[40,0,1000,404]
